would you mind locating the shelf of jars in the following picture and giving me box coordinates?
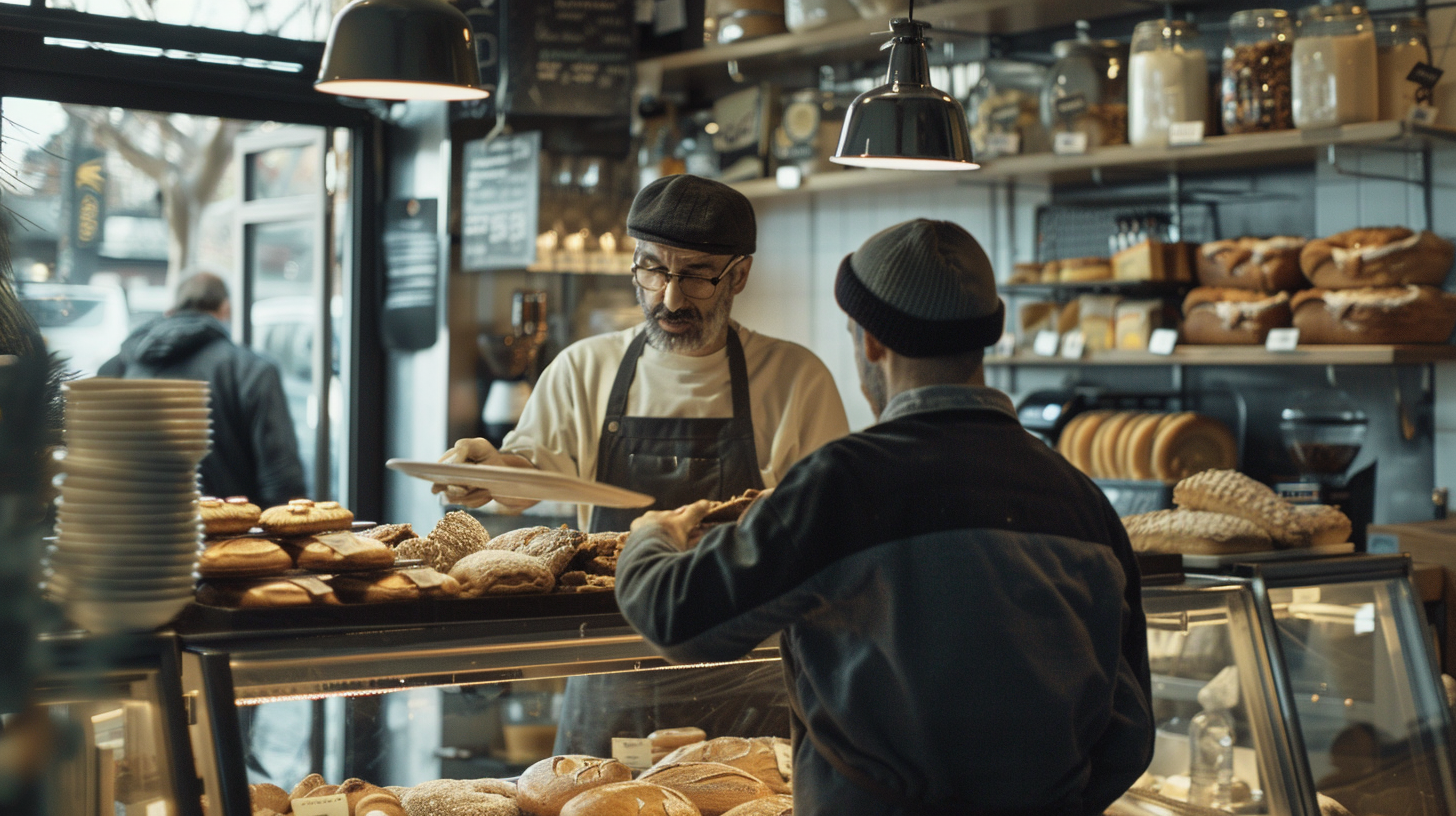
[728,120,1456,201]
[984,343,1456,367]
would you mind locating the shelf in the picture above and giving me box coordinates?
[1001,281,1191,299]
[731,121,1456,201]
[985,344,1456,367]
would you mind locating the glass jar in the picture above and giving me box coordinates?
[1376,16,1431,120]
[1221,9,1294,133]
[1291,3,1378,128]
[1129,19,1210,147]
[1041,37,1130,147]
[967,59,1050,157]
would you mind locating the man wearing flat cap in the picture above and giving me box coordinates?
[617,219,1154,816]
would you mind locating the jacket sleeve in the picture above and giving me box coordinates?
[97,355,124,377]
[248,363,307,506]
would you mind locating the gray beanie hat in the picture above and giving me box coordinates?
[835,219,1004,357]
[627,174,756,256]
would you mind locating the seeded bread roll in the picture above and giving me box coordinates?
[1290,285,1456,344]
[1197,236,1307,291]
[1173,469,1308,547]
[396,511,493,572]
[559,782,699,816]
[1121,509,1273,555]
[199,537,294,578]
[449,550,555,596]
[250,783,291,815]
[1300,227,1454,289]
[518,755,633,816]
[483,525,584,576]
[400,778,518,816]
[653,738,790,795]
[721,796,794,816]
[636,763,774,816]
[1293,504,1353,547]
[1181,288,1292,345]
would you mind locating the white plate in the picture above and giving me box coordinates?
[58,453,201,477]
[59,484,200,503]
[64,596,193,633]
[57,474,199,493]
[55,507,200,526]
[1181,543,1356,569]
[387,459,655,508]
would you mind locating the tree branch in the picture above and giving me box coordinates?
[61,105,170,181]
[188,118,243,206]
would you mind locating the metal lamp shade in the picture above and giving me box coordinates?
[832,19,977,171]
[315,0,488,101]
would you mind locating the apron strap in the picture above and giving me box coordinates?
[603,329,651,425]
[723,328,755,441]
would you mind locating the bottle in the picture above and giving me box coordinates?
[1188,664,1240,809]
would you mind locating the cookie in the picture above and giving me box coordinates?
[260,499,354,536]
[200,496,260,536]
[359,523,418,547]
[289,531,396,572]
[198,537,294,579]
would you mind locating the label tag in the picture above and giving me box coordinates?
[1168,121,1205,146]
[986,132,1020,156]
[1053,131,1089,155]
[612,737,655,770]
[1366,533,1399,554]
[1054,92,1088,120]
[1408,61,1444,89]
[993,332,1017,358]
[774,165,803,190]
[773,740,793,781]
[293,794,350,816]
[1060,330,1086,360]
[1291,587,1321,606]
[1148,328,1179,356]
[989,103,1021,127]
[1265,327,1300,352]
[314,531,371,556]
[1407,104,1439,126]
[1033,330,1060,357]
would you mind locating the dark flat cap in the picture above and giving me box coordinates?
[627,174,756,256]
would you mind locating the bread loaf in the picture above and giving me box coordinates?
[637,762,774,816]
[1057,256,1113,282]
[1119,414,1167,481]
[1290,285,1456,344]
[649,727,707,752]
[1087,412,1136,479]
[250,783,290,814]
[339,779,390,813]
[1150,413,1238,482]
[200,496,260,536]
[559,782,700,816]
[289,531,396,572]
[290,773,327,801]
[483,525,585,576]
[331,568,462,603]
[1121,509,1273,555]
[356,792,407,816]
[196,579,319,608]
[400,778,518,816]
[518,755,633,816]
[360,523,418,547]
[1299,227,1454,289]
[199,537,294,578]
[1173,469,1307,547]
[721,796,794,816]
[1197,236,1306,291]
[653,738,789,794]
[449,549,555,596]
[1293,504,1352,547]
[1181,288,1292,345]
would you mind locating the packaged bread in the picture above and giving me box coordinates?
[331,568,462,603]
[1058,256,1113,283]
[1121,509,1273,555]
[288,531,396,572]
[1173,469,1308,547]
[636,762,774,816]
[1290,286,1456,344]
[198,537,294,579]
[1078,295,1121,351]
[1300,227,1454,289]
[449,549,555,596]
[1197,236,1307,290]
[518,755,633,816]
[559,781,699,816]
[1181,288,1292,345]
[1114,299,1163,350]
[652,738,790,794]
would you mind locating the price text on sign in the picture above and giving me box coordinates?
[293,795,349,816]
[1168,121,1205,146]
[986,132,1021,156]
[1148,328,1179,356]
[612,737,655,770]
[1033,330,1060,357]
[1265,327,1300,352]
[1054,131,1089,155]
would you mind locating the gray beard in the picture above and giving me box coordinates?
[638,289,734,354]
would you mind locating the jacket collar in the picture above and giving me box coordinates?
[879,384,1019,424]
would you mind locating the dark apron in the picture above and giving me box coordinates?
[554,328,788,756]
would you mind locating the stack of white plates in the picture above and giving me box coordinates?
[48,378,212,633]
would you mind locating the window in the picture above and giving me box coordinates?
[43,0,336,41]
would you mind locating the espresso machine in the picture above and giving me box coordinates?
[1275,391,1376,548]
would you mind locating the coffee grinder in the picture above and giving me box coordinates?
[1275,391,1375,548]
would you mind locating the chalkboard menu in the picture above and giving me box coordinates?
[461,131,540,271]
[502,0,634,118]
[382,198,440,351]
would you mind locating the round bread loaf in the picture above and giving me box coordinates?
[331,569,462,603]
[1290,285,1456,344]
[559,782,700,816]
[292,532,396,572]
[400,778,517,816]
[1121,509,1273,555]
[637,762,774,816]
[1067,411,1113,476]
[653,738,788,794]
[356,791,407,816]
[1300,227,1454,289]
[449,549,555,596]
[1181,288,1292,345]
[1149,413,1237,482]
[199,537,294,578]
[200,496,261,536]
[338,779,389,813]
[250,783,290,814]
[518,755,633,816]
[1197,236,1307,291]
[290,773,327,801]
[650,727,706,752]
[1119,413,1166,481]
[360,523,418,547]
[721,795,794,816]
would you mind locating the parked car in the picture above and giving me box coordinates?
[18,282,131,377]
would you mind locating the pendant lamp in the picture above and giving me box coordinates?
[316,0,489,101]
[831,9,977,171]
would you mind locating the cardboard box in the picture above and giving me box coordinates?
[1367,518,1456,674]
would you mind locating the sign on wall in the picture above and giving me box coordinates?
[461,131,540,271]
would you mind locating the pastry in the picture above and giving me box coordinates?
[1057,256,1113,282]
[331,568,462,603]
[721,796,794,816]
[1150,413,1238,482]
[360,523,418,547]
[198,537,294,578]
[1290,285,1456,344]
[1121,509,1273,554]
[484,525,586,576]
[636,762,774,816]
[1181,288,1292,345]
[290,531,396,572]
[568,532,626,574]
[400,778,517,816]
[1173,469,1308,547]
[1300,227,1454,289]
[1293,504,1352,547]
[291,774,327,801]
[196,578,331,608]
[649,727,708,753]
[1197,236,1307,291]
[450,549,555,596]
[558,782,698,816]
[200,496,260,536]
[260,499,354,536]
[518,755,633,816]
[654,738,790,794]
[250,783,291,815]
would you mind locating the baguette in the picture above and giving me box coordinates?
[1121,509,1273,554]
[1173,469,1308,547]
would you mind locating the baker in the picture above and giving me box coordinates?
[616,219,1154,816]
[433,173,850,752]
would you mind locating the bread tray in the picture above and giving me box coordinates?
[1181,543,1356,571]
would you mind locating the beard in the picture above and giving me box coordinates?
[638,287,734,354]
[854,326,888,418]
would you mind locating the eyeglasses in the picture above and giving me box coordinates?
[631,255,743,300]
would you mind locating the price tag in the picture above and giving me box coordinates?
[773,740,793,781]
[986,132,1020,156]
[1408,61,1444,89]
[1054,92,1088,120]
[1365,533,1399,555]
[293,794,349,816]
[612,737,655,770]
[1032,330,1060,357]
[1407,104,1439,126]
[1060,330,1086,360]
[1054,131,1089,155]
[775,165,803,190]
[989,103,1021,127]
[1265,327,1300,352]
[1148,328,1179,356]
[1168,121,1205,146]
[993,332,1017,358]
[1291,587,1321,606]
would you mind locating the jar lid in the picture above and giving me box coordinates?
[1229,8,1291,28]
[1298,3,1370,23]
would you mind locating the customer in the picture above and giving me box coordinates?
[617,219,1154,816]
[100,272,305,508]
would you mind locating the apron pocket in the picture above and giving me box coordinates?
[627,453,724,508]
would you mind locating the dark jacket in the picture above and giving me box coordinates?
[99,312,306,508]
[617,385,1154,816]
